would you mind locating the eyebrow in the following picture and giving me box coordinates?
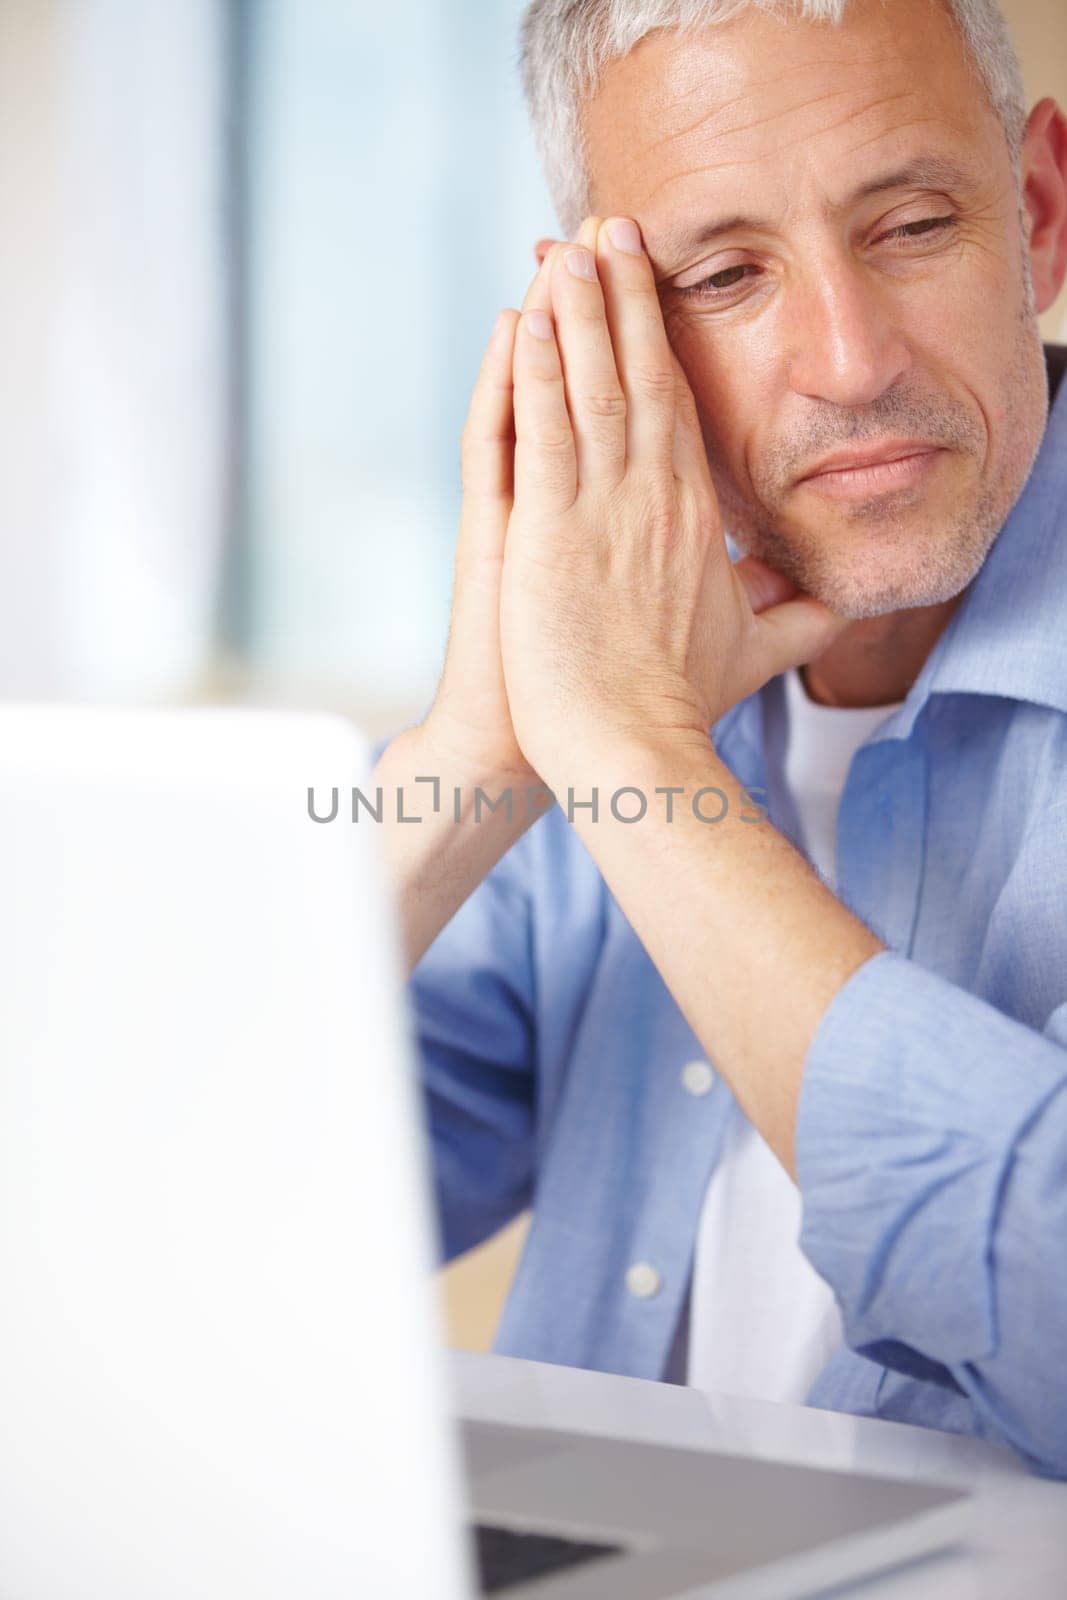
[650,153,978,274]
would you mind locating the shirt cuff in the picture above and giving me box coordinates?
[795,948,1067,1366]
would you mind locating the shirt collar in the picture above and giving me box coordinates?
[717,352,1067,758]
[909,359,1067,725]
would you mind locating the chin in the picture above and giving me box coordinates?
[730,510,992,621]
[845,525,1003,615]
[800,564,969,621]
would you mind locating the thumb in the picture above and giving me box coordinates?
[752,590,852,679]
[731,552,802,615]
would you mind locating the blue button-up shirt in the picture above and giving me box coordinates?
[371,358,1067,1478]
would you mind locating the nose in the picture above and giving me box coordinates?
[786,254,912,407]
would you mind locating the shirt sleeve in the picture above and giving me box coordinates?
[369,729,538,1266]
[795,947,1067,1478]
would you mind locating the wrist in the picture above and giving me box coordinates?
[401,721,552,834]
[415,715,539,793]
[539,727,722,798]
[535,735,753,840]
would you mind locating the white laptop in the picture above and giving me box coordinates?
[0,704,971,1599]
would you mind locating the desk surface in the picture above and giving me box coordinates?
[448,1349,1067,1599]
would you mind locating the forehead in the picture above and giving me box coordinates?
[582,0,1002,256]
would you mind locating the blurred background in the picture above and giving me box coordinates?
[2,0,1065,1350]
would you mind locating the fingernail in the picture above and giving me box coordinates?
[607,217,643,255]
[564,247,597,281]
[491,309,507,338]
[524,309,554,340]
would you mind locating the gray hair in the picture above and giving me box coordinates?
[518,0,1029,237]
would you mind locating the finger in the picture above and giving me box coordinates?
[543,226,628,487]
[508,219,599,515]
[593,215,676,470]
[460,308,521,540]
[513,303,578,514]
[521,216,600,318]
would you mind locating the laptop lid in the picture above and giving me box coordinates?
[0,704,471,1599]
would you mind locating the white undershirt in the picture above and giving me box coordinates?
[686,665,904,1404]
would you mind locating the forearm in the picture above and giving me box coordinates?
[372,724,547,973]
[549,734,885,1173]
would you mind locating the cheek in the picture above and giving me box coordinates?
[665,314,762,478]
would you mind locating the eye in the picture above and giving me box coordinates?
[675,263,759,302]
[673,214,959,304]
[877,214,958,244]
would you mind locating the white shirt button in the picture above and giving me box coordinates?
[625,1261,662,1300]
[680,1059,714,1097]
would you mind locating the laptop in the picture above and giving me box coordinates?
[0,704,972,1598]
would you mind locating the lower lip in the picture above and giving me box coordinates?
[797,448,944,499]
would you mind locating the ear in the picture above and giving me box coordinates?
[533,236,558,268]
[1020,97,1067,314]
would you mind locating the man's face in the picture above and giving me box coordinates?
[582,0,1049,619]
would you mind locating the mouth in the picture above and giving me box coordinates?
[794,443,946,500]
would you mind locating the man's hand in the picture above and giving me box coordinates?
[498,214,850,786]
[421,219,603,786]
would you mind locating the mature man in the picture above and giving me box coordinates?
[370,0,1067,1476]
